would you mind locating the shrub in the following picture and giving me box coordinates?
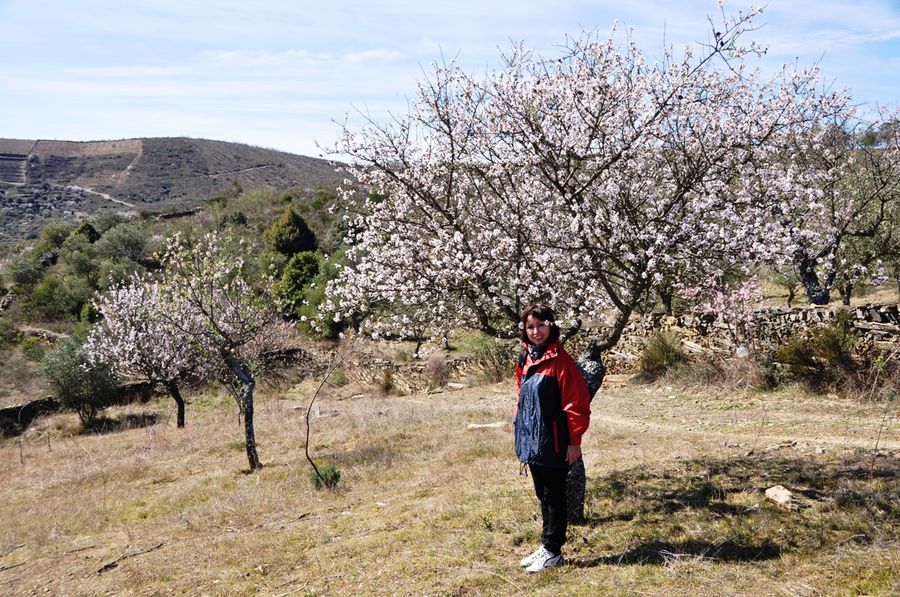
[299,253,349,339]
[25,274,94,320]
[774,314,857,391]
[266,207,317,256]
[424,351,449,388]
[94,223,147,262]
[310,463,341,489]
[39,337,120,424]
[72,222,100,243]
[21,336,47,361]
[37,221,75,250]
[59,232,97,280]
[274,251,320,313]
[6,250,46,288]
[216,211,248,229]
[379,370,396,395]
[459,332,517,383]
[638,331,685,378]
[91,210,128,234]
[79,302,101,324]
[0,318,20,348]
[327,368,349,387]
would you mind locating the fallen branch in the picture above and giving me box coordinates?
[466,422,505,430]
[0,562,26,572]
[97,542,164,574]
[1,544,25,558]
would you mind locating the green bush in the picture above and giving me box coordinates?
[72,222,100,243]
[216,211,248,229]
[274,251,320,313]
[96,258,146,291]
[0,318,20,348]
[327,368,349,387]
[94,223,147,262]
[39,337,120,424]
[7,250,46,288]
[774,314,857,391]
[37,221,75,251]
[25,274,93,320]
[296,253,349,339]
[266,207,317,256]
[91,210,128,234]
[59,232,98,280]
[21,336,47,361]
[638,331,685,378]
[310,463,341,489]
[80,302,101,324]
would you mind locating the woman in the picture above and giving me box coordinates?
[514,303,590,573]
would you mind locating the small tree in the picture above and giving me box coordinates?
[85,277,209,428]
[40,337,119,425]
[274,251,320,314]
[158,232,291,470]
[266,207,317,256]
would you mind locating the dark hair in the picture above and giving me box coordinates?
[519,303,560,345]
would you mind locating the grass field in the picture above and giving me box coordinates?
[0,370,897,596]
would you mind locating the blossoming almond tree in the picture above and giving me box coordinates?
[85,277,210,428]
[326,6,849,357]
[779,109,900,305]
[157,232,291,470]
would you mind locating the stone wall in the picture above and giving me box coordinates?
[593,303,900,372]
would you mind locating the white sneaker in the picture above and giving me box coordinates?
[524,547,564,573]
[519,546,545,567]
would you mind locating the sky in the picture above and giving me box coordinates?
[1,0,899,158]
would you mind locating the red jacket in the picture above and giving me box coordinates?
[515,341,590,467]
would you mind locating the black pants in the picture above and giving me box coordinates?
[529,463,569,554]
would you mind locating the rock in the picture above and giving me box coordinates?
[815,446,826,455]
[447,382,467,390]
[765,485,794,509]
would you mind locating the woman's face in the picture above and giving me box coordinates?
[525,315,551,346]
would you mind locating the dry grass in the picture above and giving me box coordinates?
[0,371,898,596]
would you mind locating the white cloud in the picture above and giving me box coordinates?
[345,49,405,63]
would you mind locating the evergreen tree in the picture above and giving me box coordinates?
[266,207,317,256]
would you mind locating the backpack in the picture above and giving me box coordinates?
[517,348,605,400]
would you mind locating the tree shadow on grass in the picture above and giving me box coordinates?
[81,413,158,435]
[573,538,782,567]
[574,452,898,568]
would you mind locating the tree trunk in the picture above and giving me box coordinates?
[566,457,586,523]
[224,353,261,470]
[841,284,853,306]
[798,261,830,305]
[658,287,674,316]
[166,381,185,428]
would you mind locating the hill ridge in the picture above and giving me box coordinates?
[0,137,345,244]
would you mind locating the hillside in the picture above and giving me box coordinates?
[0,137,346,244]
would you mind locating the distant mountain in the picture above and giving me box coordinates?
[0,137,346,244]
